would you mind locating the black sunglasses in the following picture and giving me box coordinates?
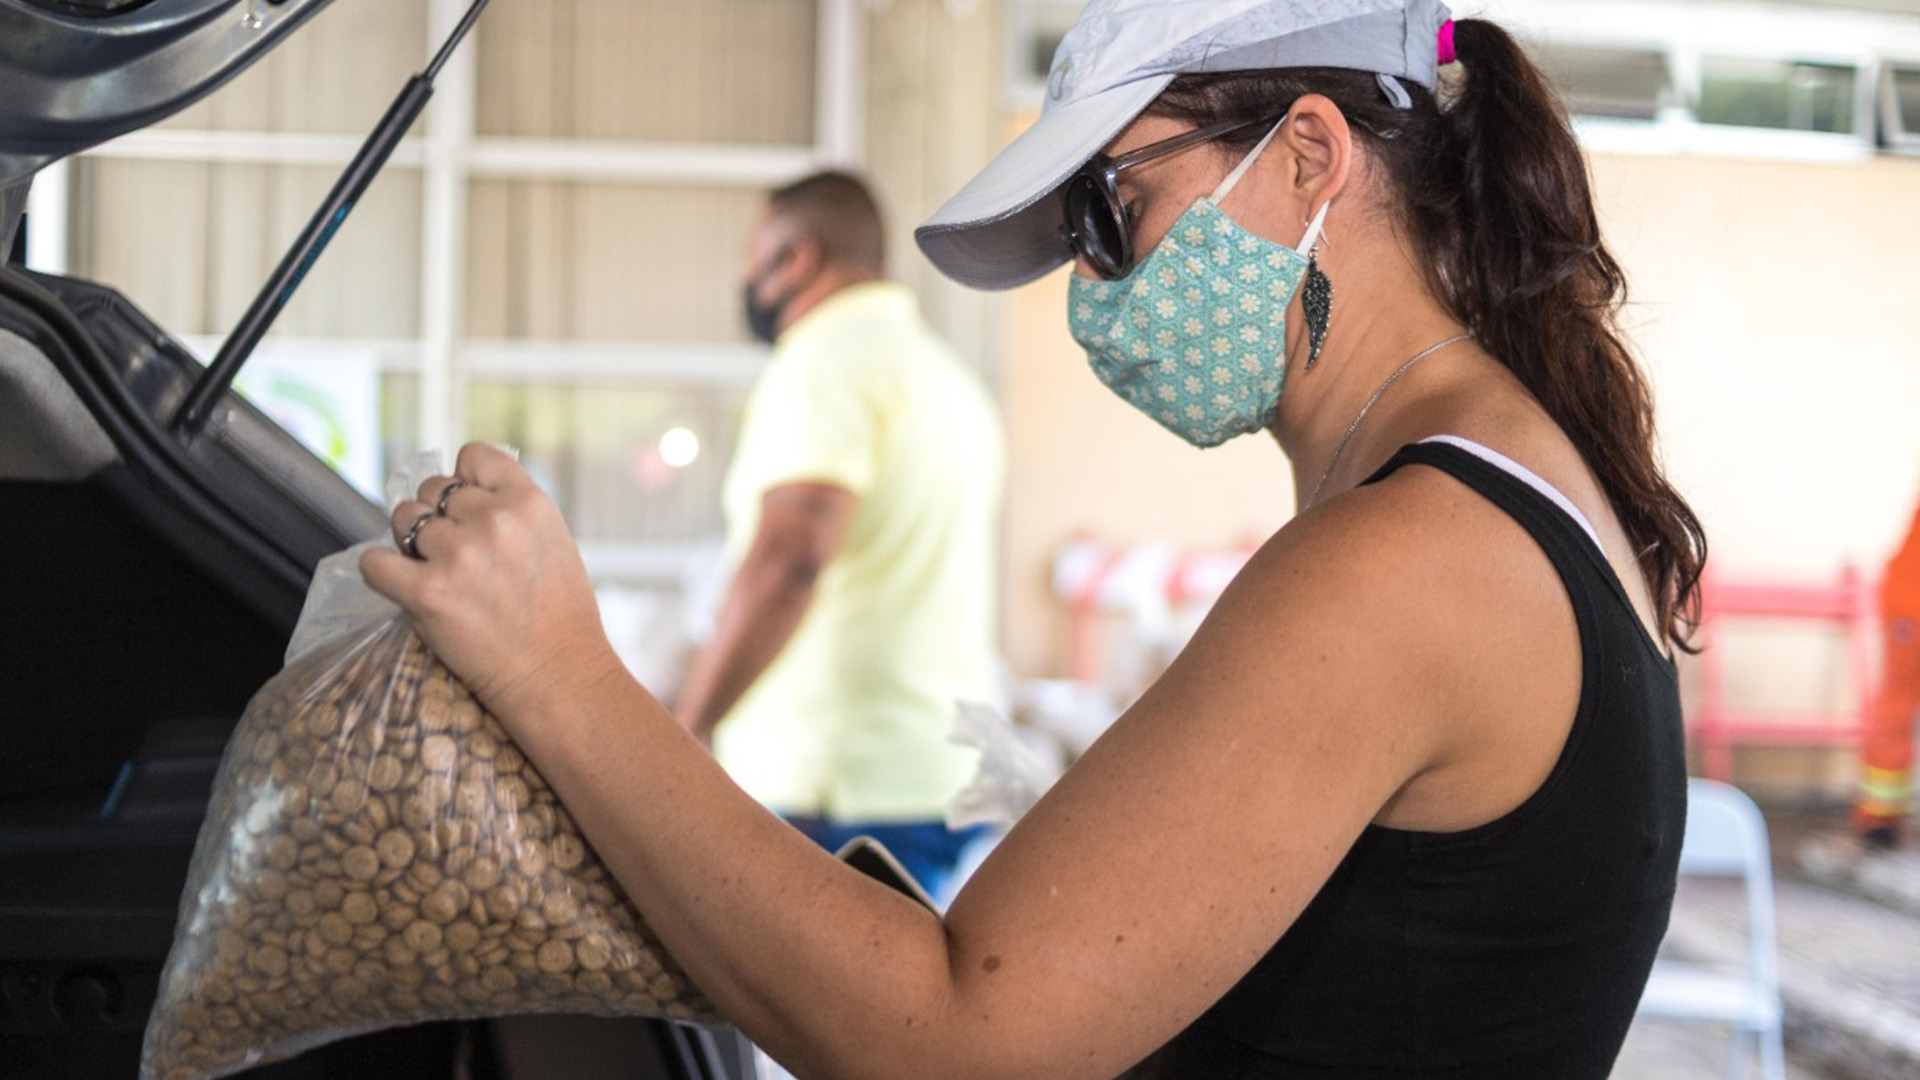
[1062,113,1284,281]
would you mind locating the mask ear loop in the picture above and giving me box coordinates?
[1210,114,1333,260]
[1300,202,1335,369]
[1209,114,1290,205]
[1297,199,1331,256]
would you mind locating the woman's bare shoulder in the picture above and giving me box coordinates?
[1226,457,1587,831]
[1237,459,1525,614]
[1162,467,1523,757]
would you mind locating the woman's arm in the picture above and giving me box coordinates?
[361,444,1505,1080]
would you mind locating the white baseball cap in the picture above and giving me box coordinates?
[915,0,1453,291]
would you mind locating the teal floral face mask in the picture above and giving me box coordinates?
[1068,119,1329,449]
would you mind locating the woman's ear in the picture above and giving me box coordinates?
[1279,94,1354,214]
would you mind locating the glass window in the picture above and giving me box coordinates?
[159,4,430,134]
[465,181,764,343]
[1010,0,1088,98]
[56,0,840,596]
[1530,43,1675,122]
[474,0,818,144]
[465,380,749,544]
[70,160,422,339]
[379,373,422,476]
[1882,64,1920,148]
[1029,30,1069,86]
[1698,58,1859,134]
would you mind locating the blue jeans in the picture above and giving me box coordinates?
[786,815,988,902]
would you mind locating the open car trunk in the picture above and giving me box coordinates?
[0,267,745,1079]
[0,2,752,1073]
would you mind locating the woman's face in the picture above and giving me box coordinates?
[1072,111,1307,281]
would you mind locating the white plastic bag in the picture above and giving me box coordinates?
[946,700,1063,830]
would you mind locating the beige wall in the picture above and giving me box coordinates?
[1593,149,1920,792]
[79,0,1007,358]
[993,129,1920,794]
[1589,151,1920,576]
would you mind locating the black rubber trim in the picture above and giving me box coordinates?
[0,267,310,606]
[10,0,166,17]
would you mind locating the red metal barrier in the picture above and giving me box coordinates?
[1690,566,1877,781]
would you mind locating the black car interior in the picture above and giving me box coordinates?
[0,1,746,1076]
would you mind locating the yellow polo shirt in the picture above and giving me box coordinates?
[714,282,1004,821]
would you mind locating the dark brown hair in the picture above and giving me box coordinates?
[768,170,887,274]
[1148,20,1706,649]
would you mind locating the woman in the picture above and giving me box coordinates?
[364,1,1705,1076]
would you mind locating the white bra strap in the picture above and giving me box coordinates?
[1419,435,1609,558]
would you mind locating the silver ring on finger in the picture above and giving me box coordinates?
[401,510,440,560]
[435,479,468,516]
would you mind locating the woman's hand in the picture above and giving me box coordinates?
[360,443,624,725]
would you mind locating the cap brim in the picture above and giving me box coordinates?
[915,74,1172,292]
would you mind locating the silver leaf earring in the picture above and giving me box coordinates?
[1302,254,1333,369]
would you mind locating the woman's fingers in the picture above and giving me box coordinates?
[413,475,460,515]
[455,443,523,491]
[392,500,447,560]
[358,442,614,722]
[359,543,417,606]
[401,445,524,531]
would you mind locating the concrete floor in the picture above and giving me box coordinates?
[1613,1014,1828,1079]
[1608,805,1920,1080]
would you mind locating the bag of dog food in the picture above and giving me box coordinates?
[141,460,720,1080]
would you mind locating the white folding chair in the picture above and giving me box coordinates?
[1636,778,1787,1080]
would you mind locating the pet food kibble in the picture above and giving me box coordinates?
[536,940,574,975]
[142,623,718,1080]
[317,913,354,948]
[423,881,467,925]
[265,835,299,872]
[550,833,585,872]
[331,779,369,817]
[375,829,415,869]
[463,855,503,893]
[340,892,378,928]
[445,921,482,953]
[420,734,458,772]
[341,846,380,883]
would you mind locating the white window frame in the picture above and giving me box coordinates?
[1003,0,1083,113]
[1001,0,1920,164]
[42,0,865,442]
[1881,59,1920,155]
[33,0,866,584]
[1491,0,1920,162]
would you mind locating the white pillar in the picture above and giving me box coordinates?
[24,159,70,275]
[418,0,479,458]
[819,0,868,167]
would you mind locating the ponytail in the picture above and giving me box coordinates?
[1149,21,1707,650]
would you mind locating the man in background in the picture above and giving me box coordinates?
[677,171,1004,899]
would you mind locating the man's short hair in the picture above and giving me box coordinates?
[767,171,886,275]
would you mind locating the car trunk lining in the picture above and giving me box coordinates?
[0,325,119,482]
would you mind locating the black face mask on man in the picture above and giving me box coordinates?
[742,246,798,345]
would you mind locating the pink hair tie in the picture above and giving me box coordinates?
[1438,19,1458,65]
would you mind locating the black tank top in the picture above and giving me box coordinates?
[1152,440,1688,1079]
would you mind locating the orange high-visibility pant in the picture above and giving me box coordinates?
[1860,502,1920,830]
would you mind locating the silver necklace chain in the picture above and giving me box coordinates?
[1306,333,1473,508]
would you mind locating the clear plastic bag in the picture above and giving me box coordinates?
[946,700,1062,831]
[141,462,721,1080]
